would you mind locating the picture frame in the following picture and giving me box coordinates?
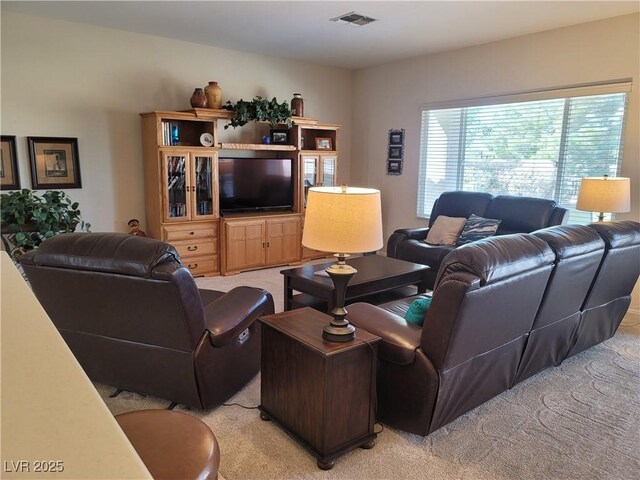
[1,135,20,190]
[388,145,403,159]
[388,130,404,146]
[28,136,82,189]
[270,129,290,145]
[315,137,333,150]
[387,159,403,175]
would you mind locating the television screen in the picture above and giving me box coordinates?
[218,158,294,213]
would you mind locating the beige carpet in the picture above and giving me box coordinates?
[97,264,640,479]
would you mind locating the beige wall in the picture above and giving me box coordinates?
[1,11,353,232]
[352,13,639,310]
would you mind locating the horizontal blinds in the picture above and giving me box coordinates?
[417,89,628,224]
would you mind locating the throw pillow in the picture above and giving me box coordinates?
[404,297,432,326]
[456,214,502,246]
[424,216,467,246]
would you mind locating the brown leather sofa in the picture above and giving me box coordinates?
[347,221,640,436]
[20,233,274,409]
[387,191,569,288]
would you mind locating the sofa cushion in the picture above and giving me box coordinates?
[425,216,466,245]
[457,214,501,246]
[428,191,493,227]
[487,195,556,234]
[395,239,455,267]
[21,232,180,278]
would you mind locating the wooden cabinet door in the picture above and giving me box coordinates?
[266,216,301,265]
[223,219,266,273]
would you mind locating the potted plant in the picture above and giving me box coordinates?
[223,96,293,129]
[1,189,91,260]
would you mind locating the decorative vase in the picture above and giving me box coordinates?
[205,81,223,109]
[291,93,304,117]
[190,88,207,108]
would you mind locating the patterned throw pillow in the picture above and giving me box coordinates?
[456,214,501,246]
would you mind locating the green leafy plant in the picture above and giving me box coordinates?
[1,189,91,259]
[223,96,293,129]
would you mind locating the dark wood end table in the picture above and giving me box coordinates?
[258,308,381,470]
[281,255,430,313]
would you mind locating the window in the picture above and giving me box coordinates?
[417,82,630,224]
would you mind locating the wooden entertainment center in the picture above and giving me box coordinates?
[140,109,339,276]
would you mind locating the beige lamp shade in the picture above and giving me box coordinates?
[576,176,630,214]
[302,186,383,254]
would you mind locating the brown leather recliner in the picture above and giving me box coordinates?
[348,233,556,436]
[20,233,274,409]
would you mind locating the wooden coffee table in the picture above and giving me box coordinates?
[281,255,429,313]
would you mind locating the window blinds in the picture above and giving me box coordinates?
[417,82,630,224]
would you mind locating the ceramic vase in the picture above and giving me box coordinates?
[205,81,223,109]
[291,93,304,117]
[190,88,207,108]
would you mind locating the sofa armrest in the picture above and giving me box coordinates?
[387,227,429,258]
[204,286,274,347]
[348,302,422,365]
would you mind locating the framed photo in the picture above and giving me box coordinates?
[1,135,20,190]
[389,130,404,146]
[270,129,290,145]
[315,137,333,150]
[388,145,403,159]
[387,159,403,175]
[28,137,82,189]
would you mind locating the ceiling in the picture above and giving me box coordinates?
[2,1,638,70]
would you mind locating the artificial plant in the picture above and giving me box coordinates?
[223,96,293,129]
[1,189,91,259]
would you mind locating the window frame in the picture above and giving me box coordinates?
[417,80,632,221]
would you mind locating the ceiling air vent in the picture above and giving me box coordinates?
[330,12,377,27]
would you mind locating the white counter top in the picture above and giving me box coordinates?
[0,252,152,479]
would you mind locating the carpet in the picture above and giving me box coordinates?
[96,264,640,480]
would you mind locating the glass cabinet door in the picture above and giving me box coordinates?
[302,155,319,208]
[163,153,189,221]
[321,156,336,187]
[192,155,215,219]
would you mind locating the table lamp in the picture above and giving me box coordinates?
[302,186,383,342]
[576,175,630,222]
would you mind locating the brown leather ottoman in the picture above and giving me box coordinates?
[116,410,220,480]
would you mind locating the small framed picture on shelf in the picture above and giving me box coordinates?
[388,130,404,146]
[387,159,403,175]
[270,129,290,145]
[1,135,20,190]
[28,136,82,189]
[315,137,332,150]
[388,145,403,159]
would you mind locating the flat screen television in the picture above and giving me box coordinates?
[218,157,294,213]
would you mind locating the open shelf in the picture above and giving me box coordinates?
[218,143,297,151]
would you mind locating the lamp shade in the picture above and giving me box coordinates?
[576,176,630,213]
[302,186,383,254]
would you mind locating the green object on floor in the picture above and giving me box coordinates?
[404,297,432,326]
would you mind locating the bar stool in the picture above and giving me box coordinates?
[116,409,220,480]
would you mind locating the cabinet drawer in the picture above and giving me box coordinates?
[182,255,218,276]
[163,222,218,242]
[173,238,217,258]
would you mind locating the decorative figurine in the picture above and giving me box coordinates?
[128,218,147,237]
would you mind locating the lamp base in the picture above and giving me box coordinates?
[323,255,357,343]
[322,322,356,342]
